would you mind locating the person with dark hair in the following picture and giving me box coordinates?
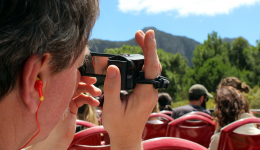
[213,76,254,127]
[158,92,172,111]
[0,0,162,149]
[171,84,213,119]
[218,77,250,93]
[208,86,260,150]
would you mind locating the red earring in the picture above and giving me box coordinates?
[35,77,44,101]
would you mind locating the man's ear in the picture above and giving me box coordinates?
[200,95,204,104]
[21,53,51,113]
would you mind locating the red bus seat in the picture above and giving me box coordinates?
[186,111,213,120]
[166,114,215,148]
[218,118,260,150]
[143,137,208,150]
[76,120,98,133]
[69,137,208,150]
[142,113,174,140]
[69,126,109,149]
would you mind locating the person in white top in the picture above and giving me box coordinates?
[208,86,260,150]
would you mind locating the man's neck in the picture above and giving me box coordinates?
[0,94,19,150]
[189,100,201,106]
[0,93,37,150]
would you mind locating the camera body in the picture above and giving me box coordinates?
[79,53,144,90]
[107,53,144,90]
[79,52,169,90]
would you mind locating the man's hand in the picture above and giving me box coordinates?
[102,30,161,150]
[26,76,101,150]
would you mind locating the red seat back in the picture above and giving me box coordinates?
[142,113,174,140]
[218,118,260,150]
[70,137,208,150]
[69,126,109,149]
[143,137,208,150]
[159,110,172,116]
[186,111,213,120]
[167,114,215,148]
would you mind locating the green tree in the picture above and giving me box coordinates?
[242,40,260,86]
[191,55,234,92]
[105,45,143,55]
[192,32,230,68]
[229,37,250,69]
[159,51,188,100]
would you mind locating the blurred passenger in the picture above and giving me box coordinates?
[76,104,98,132]
[208,86,260,150]
[218,77,250,93]
[147,102,163,124]
[158,93,172,111]
[171,84,213,119]
[214,77,253,127]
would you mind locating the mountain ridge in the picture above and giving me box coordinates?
[88,27,237,66]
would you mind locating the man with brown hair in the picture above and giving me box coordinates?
[0,0,161,149]
[171,84,213,119]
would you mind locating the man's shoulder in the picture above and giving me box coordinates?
[173,104,212,116]
[191,105,212,116]
[173,105,193,111]
[171,105,195,119]
[172,105,195,114]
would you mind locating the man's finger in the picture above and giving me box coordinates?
[70,94,100,115]
[143,30,160,79]
[80,76,97,85]
[133,30,160,103]
[103,65,121,109]
[73,84,101,98]
[135,30,145,56]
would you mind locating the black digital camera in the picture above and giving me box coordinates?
[79,52,169,90]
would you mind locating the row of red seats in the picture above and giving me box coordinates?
[69,136,208,150]
[142,112,214,148]
[71,112,260,150]
[77,111,214,147]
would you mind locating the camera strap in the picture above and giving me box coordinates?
[135,71,169,89]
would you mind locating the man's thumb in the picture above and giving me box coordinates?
[103,65,121,107]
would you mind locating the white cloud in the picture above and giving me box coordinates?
[118,0,260,17]
[167,13,173,16]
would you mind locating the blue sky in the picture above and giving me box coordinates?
[91,0,260,46]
